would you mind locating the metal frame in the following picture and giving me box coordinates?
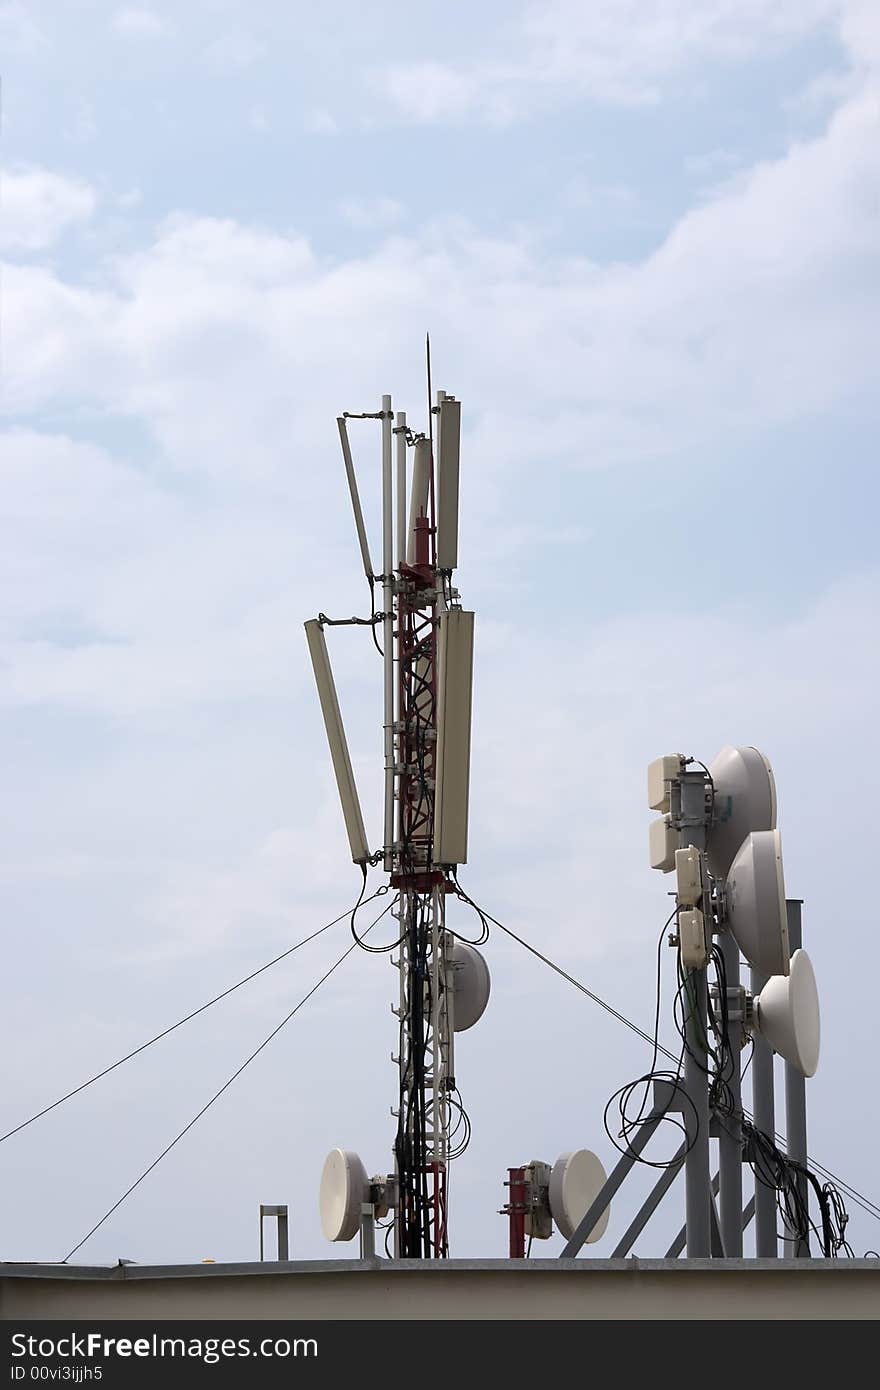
[259,1205,289,1262]
[783,899,809,1257]
[562,756,812,1264]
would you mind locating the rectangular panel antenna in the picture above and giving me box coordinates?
[304,619,370,864]
[406,437,431,565]
[433,608,474,865]
[337,417,374,580]
[436,397,461,570]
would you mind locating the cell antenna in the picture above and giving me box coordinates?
[307,347,484,1259]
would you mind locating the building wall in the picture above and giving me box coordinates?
[2,1259,878,1320]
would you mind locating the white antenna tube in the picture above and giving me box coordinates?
[436,396,461,571]
[396,411,407,569]
[434,608,474,865]
[406,438,431,566]
[382,394,395,872]
[434,390,447,614]
[304,619,370,864]
[337,417,374,581]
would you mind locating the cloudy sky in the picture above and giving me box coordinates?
[2,0,879,1267]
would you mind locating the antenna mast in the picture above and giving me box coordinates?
[308,349,478,1259]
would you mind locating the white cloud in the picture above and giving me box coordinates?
[304,107,338,135]
[201,30,267,72]
[248,103,270,133]
[379,0,846,122]
[3,17,880,1263]
[112,7,169,37]
[4,71,877,470]
[0,166,96,252]
[337,196,404,229]
[0,1,44,53]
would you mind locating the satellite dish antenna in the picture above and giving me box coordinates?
[319,1149,369,1243]
[753,949,820,1078]
[725,828,790,978]
[448,940,490,1032]
[548,1150,609,1244]
[706,745,777,880]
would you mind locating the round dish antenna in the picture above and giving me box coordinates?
[448,940,491,1032]
[549,1150,609,1244]
[319,1149,369,1243]
[706,745,777,880]
[754,948,820,1078]
[726,828,790,978]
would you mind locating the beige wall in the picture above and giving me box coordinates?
[2,1259,878,1320]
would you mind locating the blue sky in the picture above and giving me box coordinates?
[2,0,879,1266]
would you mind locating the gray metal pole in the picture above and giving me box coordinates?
[611,1144,686,1257]
[560,1107,666,1257]
[277,1209,289,1261]
[783,899,809,1257]
[718,930,743,1256]
[360,1206,376,1260]
[709,1188,725,1257]
[751,963,777,1257]
[678,773,712,1259]
[666,1179,755,1258]
[683,966,711,1256]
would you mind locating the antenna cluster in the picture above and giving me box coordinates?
[644,745,822,1256]
[305,366,838,1263]
[305,357,489,1259]
[499,743,831,1261]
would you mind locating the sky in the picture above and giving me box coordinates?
[1,0,879,1267]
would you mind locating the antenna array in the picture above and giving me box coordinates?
[307,356,486,1259]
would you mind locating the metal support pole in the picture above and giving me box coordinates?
[560,1106,665,1257]
[751,962,777,1257]
[507,1168,527,1259]
[718,930,743,1256]
[783,899,809,1257]
[709,1189,725,1256]
[611,1144,685,1257]
[395,411,407,570]
[359,1204,376,1260]
[666,1176,755,1258]
[258,1205,289,1261]
[683,966,711,1256]
[678,772,712,1258]
[381,394,394,871]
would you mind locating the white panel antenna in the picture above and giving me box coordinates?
[406,438,431,565]
[647,754,684,813]
[436,396,461,570]
[649,816,676,872]
[434,608,475,865]
[395,410,407,568]
[304,619,370,864]
[337,417,374,581]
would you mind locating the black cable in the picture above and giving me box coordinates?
[455,878,880,1229]
[449,872,491,945]
[458,883,663,1053]
[62,899,394,1263]
[603,912,697,1168]
[0,893,384,1148]
[367,577,384,658]
[349,866,399,953]
[705,946,853,1257]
